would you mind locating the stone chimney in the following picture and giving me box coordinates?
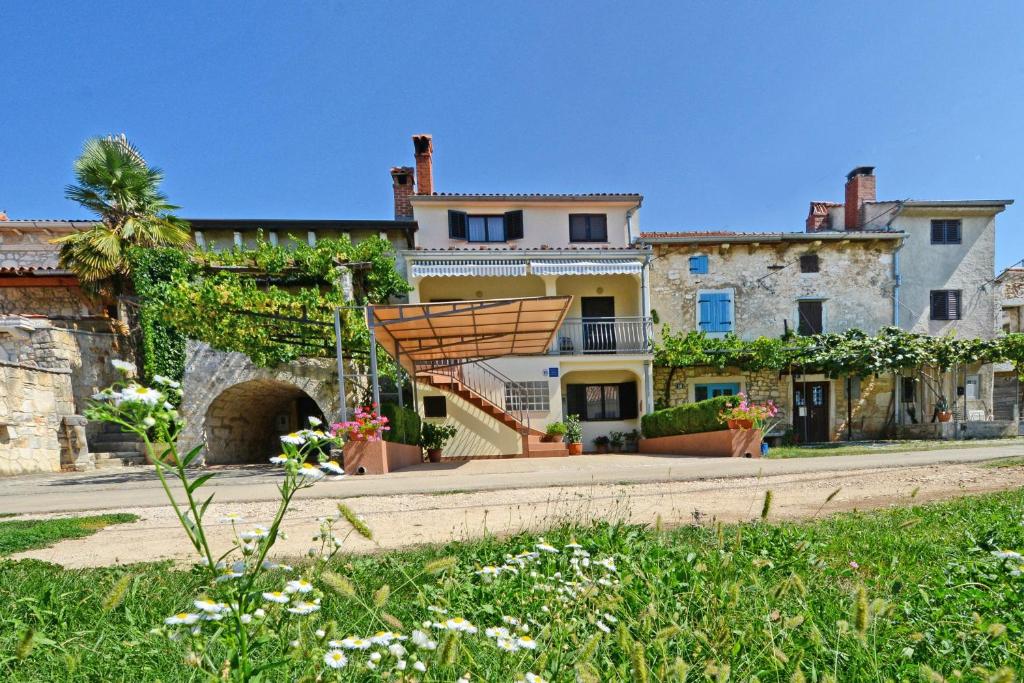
[805,203,833,232]
[412,134,433,196]
[390,167,415,219]
[844,166,876,230]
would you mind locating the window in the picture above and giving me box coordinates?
[505,381,550,411]
[931,219,962,245]
[930,290,962,320]
[566,382,638,421]
[797,300,823,335]
[800,254,820,273]
[901,377,917,403]
[965,375,980,400]
[689,255,708,274]
[569,214,608,242]
[694,382,740,402]
[448,210,523,241]
[423,396,447,418]
[697,290,733,336]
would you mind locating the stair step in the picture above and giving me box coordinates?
[92,453,148,468]
[88,439,144,452]
[526,441,569,451]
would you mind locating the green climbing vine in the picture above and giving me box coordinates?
[129,233,411,377]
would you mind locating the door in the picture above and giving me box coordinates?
[793,380,830,442]
[581,297,616,352]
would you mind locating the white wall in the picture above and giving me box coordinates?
[410,199,639,249]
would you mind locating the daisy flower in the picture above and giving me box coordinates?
[413,661,427,672]
[485,626,511,639]
[519,674,549,683]
[389,643,408,658]
[323,650,348,669]
[281,432,307,445]
[194,598,225,614]
[297,463,325,480]
[220,512,245,523]
[269,455,289,465]
[119,385,164,406]
[288,600,320,615]
[517,635,538,650]
[111,359,134,372]
[369,652,382,663]
[262,591,289,604]
[992,550,1024,561]
[496,638,519,652]
[411,630,437,650]
[239,526,270,541]
[286,578,313,593]
[597,557,617,572]
[536,542,560,554]
[443,617,478,633]
[334,637,371,650]
[165,612,200,625]
[476,565,501,578]
[321,460,345,475]
[308,416,323,426]
[370,631,398,645]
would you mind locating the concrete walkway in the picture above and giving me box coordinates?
[2,442,1023,515]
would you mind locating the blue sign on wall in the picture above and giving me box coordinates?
[548,367,559,378]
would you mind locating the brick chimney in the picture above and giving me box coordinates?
[390,166,415,219]
[412,134,433,196]
[844,166,876,230]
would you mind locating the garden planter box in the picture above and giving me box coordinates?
[638,428,762,458]
[343,440,423,475]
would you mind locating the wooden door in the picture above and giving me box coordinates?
[793,380,830,442]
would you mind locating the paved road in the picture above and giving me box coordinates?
[2,443,1022,515]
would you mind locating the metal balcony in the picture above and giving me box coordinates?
[549,317,653,355]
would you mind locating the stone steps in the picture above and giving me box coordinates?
[92,452,148,469]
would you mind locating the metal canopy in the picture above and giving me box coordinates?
[368,296,572,372]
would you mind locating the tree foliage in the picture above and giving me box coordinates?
[55,135,191,290]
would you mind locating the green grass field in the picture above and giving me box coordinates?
[769,437,1021,459]
[0,493,1021,681]
[0,514,138,556]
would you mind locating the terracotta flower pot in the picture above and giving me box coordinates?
[735,419,754,430]
[568,442,583,455]
[727,419,739,430]
[427,448,443,463]
[595,445,609,454]
[937,411,952,423]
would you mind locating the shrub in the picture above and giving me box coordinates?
[564,414,582,443]
[420,422,457,450]
[545,421,567,438]
[641,395,732,438]
[379,402,420,446]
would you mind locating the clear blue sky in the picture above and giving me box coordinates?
[3,1,1023,268]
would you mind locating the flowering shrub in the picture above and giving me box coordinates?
[332,405,389,442]
[719,393,778,430]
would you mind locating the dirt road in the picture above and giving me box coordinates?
[11,459,1024,568]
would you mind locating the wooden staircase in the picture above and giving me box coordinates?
[418,365,568,458]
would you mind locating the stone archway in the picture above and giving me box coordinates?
[203,379,326,464]
[179,341,340,464]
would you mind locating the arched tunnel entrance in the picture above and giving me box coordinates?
[203,379,326,464]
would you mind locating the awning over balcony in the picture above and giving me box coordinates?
[529,259,643,276]
[409,259,528,278]
[368,296,572,371]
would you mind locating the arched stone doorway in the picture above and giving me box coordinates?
[203,379,326,464]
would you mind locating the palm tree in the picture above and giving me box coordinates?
[55,134,191,290]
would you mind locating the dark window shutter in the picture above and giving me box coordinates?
[948,290,961,319]
[504,210,524,240]
[695,385,709,402]
[618,381,638,419]
[590,214,608,241]
[448,210,467,239]
[931,290,960,320]
[798,301,823,335]
[800,254,819,273]
[566,384,586,418]
[423,396,447,418]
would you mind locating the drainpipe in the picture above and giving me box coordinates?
[640,252,655,414]
[892,244,902,327]
[626,202,640,245]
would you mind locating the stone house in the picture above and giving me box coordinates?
[992,267,1024,422]
[641,167,1013,442]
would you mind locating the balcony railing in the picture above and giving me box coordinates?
[549,317,653,355]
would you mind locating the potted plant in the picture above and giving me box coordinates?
[935,396,952,422]
[420,422,457,463]
[719,393,778,431]
[609,431,625,452]
[544,421,567,443]
[564,414,583,455]
[594,435,611,454]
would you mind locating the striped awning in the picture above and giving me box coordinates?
[410,259,528,278]
[529,259,643,276]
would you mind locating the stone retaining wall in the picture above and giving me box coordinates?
[0,360,74,474]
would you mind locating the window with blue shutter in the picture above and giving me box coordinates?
[697,291,732,334]
[689,255,708,274]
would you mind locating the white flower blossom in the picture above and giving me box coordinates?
[112,359,134,373]
[297,463,325,480]
[516,635,538,650]
[413,661,427,672]
[308,416,323,426]
[321,460,345,475]
[443,617,478,633]
[324,650,348,669]
[286,578,313,593]
[262,591,289,604]
[281,432,307,445]
[165,612,200,625]
[119,385,164,406]
[287,600,320,615]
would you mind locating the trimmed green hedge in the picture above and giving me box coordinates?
[640,395,732,438]
[380,403,421,446]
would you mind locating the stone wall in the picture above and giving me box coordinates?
[0,285,100,318]
[0,360,75,474]
[649,240,896,340]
